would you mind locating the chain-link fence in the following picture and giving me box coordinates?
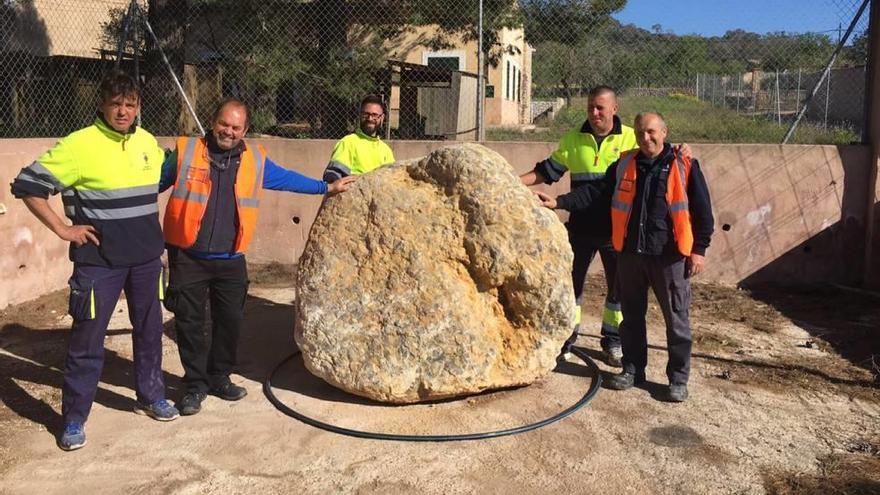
[0,0,872,144]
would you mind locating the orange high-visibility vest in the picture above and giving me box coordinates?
[610,150,694,256]
[163,137,266,253]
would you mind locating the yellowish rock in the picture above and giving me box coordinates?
[294,144,575,403]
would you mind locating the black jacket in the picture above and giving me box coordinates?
[555,144,714,256]
[187,134,245,254]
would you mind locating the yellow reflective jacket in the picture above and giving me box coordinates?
[535,116,637,236]
[11,118,166,266]
[323,128,394,182]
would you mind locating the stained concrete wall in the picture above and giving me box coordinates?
[1,138,875,309]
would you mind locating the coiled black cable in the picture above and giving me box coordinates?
[263,346,601,442]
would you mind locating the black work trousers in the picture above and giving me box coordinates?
[569,228,621,349]
[165,249,249,394]
[616,252,692,385]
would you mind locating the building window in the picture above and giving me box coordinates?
[505,61,511,100]
[513,68,522,101]
[505,60,522,101]
[427,57,460,71]
[423,50,466,71]
[486,85,495,98]
[515,67,520,101]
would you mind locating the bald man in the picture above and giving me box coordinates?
[536,112,714,402]
[160,98,354,415]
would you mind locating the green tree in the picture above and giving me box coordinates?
[524,0,627,104]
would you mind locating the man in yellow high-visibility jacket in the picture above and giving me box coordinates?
[521,86,634,366]
[10,70,179,451]
[323,94,395,183]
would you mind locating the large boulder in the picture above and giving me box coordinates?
[294,144,575,403]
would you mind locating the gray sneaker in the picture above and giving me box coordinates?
[666,384,689,402]
[602,346,623,367]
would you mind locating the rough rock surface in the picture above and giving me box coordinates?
[294,144,575,403]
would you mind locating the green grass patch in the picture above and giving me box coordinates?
[487,95,859,145]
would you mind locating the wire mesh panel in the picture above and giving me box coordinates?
[528,0,872,144]
[0,0,872,143]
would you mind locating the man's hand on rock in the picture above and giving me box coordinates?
[534,191,557,209]
[328,175,356,195]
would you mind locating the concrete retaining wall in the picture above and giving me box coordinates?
[1,138,876,309]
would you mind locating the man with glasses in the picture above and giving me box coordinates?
[323,94,395,183]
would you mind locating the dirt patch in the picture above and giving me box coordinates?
[0,289,69,333]
[748,284,880,380]
[764,438,880,495]
[692,283,787,333]
[248,262,298,288]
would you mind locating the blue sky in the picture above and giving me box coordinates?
[613,0,867,38]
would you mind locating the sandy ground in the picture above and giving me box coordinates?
[0,270,878,495]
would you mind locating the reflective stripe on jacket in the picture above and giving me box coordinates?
[548,121,637,184]
[163,137,266,253]
[610,150,694,256]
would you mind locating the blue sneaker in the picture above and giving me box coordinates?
[58,422,86,451]
[135,399,180,421]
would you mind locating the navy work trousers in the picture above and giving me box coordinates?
[62,257,166,424]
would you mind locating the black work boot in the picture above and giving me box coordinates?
[177,391,207,416]
[604,370,646,390]
[209,380,248,401]
[665,384,689,402]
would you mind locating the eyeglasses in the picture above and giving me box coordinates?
[361,112,383,120]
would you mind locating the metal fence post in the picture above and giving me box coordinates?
[476,0,485,142]
[776,69,781,125]
[712,75,716,105]
[824,68,832,129]
[736,74,741,113]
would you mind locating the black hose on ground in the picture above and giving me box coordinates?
[262,346,602,442]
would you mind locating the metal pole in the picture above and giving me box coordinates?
[712,75,716,105]
[138,4,205,135]
[736,74,741,112]
[476,0,484,142]
[133,7,141,127]
[796,68,801,114]
[723,75,728,108]
[776,69,781,125]
[783,0,869,143]
[114,0,137,70]
[824,69,832,129]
